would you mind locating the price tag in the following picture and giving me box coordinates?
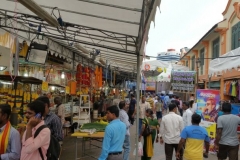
[42,81,48,91]
[65,86,70,94]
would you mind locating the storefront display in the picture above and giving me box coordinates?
[223,80,240,98]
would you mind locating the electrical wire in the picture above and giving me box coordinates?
[144,54,240,59]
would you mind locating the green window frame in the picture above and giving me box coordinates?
[232,22,240,50]
[191,56,195,71]
[212,37,220,59]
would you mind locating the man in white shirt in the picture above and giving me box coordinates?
[182,101,193,127]
[113,95,121,108]
[160,103,184,160]
[133,96,150,135]
[119,101,131,160]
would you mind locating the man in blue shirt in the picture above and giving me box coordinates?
[98,105,126,160]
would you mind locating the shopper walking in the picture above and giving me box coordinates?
[54,97,66,125]
[182,101,193,127]
[215,102,240,160]
[119,101,131,160]
[21,100,51,160]
[160,103,184,160]
[0,104,21,160]
[133,96,150,135]
[139,109,159,160]
[154,97,163,123]
[37,96,63,142]
[128,94,136,125]
[176,113,210,160]
[98,105,126,160]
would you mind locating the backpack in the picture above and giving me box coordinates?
[142,119,152,137]
[155,101,163,112]
[34,125,61,160]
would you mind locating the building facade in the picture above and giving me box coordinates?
[180,0,240,100]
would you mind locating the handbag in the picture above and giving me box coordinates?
[142,118,152,136]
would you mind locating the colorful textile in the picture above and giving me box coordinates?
[231,81,237,97]
[229,83,232,95]
[0,121,10,154]
[142,118,153,159]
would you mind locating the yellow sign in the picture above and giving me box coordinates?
[42,81,48,91]
[65,86,70,94]
[156,67,162,72]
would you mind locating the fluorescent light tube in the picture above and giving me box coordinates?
[99,58,106,65]
[17,0,59,27]
[74,43,90,54]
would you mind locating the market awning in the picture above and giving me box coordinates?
[0,0,161,74]
[209,47,240,75]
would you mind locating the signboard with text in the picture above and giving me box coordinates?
[171,71,195,92]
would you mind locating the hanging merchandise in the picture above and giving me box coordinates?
[82,67,86,86]
[99,67,103,88]
[223,80,239,97]
[76,64,82,86]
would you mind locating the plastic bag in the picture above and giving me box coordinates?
[133,142,143,156]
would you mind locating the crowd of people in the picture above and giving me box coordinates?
[0,91,239,160]
[98,93,240,160]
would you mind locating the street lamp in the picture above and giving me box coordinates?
[195,58,201,95]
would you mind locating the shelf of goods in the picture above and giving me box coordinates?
[73,95,91,127]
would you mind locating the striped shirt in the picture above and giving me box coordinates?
[44,111,63,141]
[119,109,131,135]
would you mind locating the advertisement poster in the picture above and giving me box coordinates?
[145,82,155,91]
[171,71,195,92]
[196,89,220,154]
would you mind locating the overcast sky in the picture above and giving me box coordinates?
[145,0,229,59]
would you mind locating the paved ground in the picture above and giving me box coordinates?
[59,122,227,160]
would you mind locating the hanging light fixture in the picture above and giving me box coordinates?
[61,72,65,79]
[23,68,28,77]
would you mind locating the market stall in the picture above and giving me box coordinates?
[0,0,162,159]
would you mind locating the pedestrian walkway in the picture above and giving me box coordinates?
[60,122,238,160]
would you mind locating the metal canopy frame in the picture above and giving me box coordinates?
[0,0,159,69]
[0,1,161,160]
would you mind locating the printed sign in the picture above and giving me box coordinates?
[171,71,195,92]
[41,81,48,92]
[196,89,220,154]
[145,82,155,91]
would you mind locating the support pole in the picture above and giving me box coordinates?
[135,54,141,160]
[71,52,75,124]
[10,36,19,126]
